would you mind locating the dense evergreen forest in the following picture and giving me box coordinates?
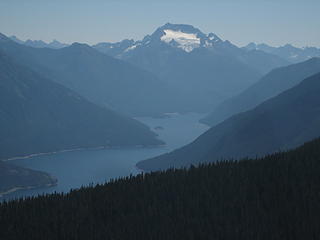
[1,138,320,240]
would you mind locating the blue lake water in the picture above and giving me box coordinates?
[3,113,208,200]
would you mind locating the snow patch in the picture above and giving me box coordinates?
[160,29,200,52]
[124,44,140,52]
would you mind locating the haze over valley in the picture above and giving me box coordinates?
[1,1,320,238]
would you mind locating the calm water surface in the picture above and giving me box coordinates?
[3,113,208,200]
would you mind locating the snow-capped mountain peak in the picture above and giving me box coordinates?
[160,29,201,52]
[152,23,222,52]
[92,23,225,56]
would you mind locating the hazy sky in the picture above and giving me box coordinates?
[0,0,319,47]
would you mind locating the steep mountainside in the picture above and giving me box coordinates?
[138,72,320,171]
[202,57,320,126]
[0,51,162,160]
[0,33,173,116]
[2,137,320,239]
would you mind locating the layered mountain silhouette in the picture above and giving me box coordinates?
[94,23,288,75]
[9,35,69,49]
[93,23,289,112]
[137,72,320,171]
[244,42,320,63]
[202,57,320,126]
[1,26,289,115]
[0,33,175,116]
[0,51,163,160]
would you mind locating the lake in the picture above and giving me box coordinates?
[3,113,209,200]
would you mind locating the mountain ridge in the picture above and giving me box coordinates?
[0,50,163,160]
[93,23,289,75]
[201,57,320,126]
[137,71,320,171]
[9,35,69,49]
[93,23,289,113]
[0,33,175,117]
[244,42,320,63]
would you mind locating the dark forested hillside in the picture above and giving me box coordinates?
[0,51,162,160]
[1,138,320,240]
[138,71,320,171]
[202,57,320,126]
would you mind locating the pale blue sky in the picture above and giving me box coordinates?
[0,0,319,47]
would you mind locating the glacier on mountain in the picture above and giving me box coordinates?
[160,29,201,52]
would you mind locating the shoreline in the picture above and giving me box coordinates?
[0,182,57,198]
[2,144,166,162]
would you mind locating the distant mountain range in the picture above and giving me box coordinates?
[93,23,289,112]
[0,33,175,117]
[137,72,320,171]
[0,50,162,160]
[244,42,320,63]
[10,35,69,49]
[93,23,288,75]
[5,24,299,115]
[3,24,320,198]
[201,57,320,126]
